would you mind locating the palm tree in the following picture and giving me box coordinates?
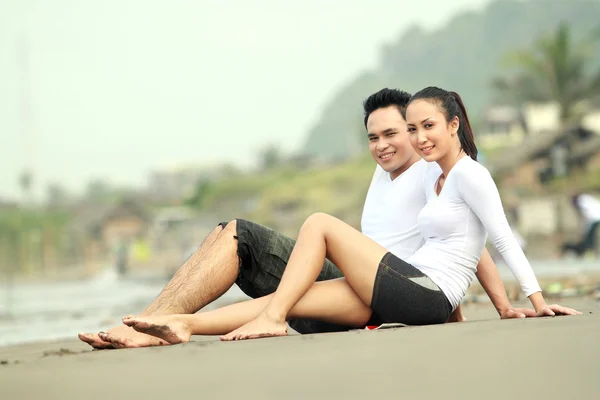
[493,22,600,124]
[490,23,600,178]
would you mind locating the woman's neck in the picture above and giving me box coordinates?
[437,149,467,177]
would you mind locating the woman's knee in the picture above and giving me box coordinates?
[355,307,374,327]
[304,212,334,229]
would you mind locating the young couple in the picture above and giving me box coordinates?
[79,87,579,349]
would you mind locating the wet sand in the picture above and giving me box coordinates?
[1,297,599,400]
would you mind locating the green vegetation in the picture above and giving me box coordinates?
[494,23,600,123]
[0,209,72,275]
[187,154,376,234]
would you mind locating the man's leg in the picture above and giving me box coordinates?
[142,222,240,315]
[561,242,584,257]
[79,221,241,349]
[580,222,599,255]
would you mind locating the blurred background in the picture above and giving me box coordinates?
[1,0,599,347]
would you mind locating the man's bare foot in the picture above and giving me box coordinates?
[220,313,288,341]
[122,315,192,345]
[78,332,115,349]
[78,325,168,350]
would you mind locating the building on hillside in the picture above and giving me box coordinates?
[71,197,151,247]
[478,105,527,149]
[582,108,600,134]
[0,199,19,210]
[146,164,226,205]
[480,101,600,151]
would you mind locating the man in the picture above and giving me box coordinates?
[561,192,600,257]
[79,89,537,349]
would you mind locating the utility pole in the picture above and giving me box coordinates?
[19,34,34,209]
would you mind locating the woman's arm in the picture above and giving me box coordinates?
[456,164,579,316]
[475,248,535,318]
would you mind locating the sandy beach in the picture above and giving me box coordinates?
[1,296,598,400]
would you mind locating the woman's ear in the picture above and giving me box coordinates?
[450,116,460,136]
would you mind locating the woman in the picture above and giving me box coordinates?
[114,87,579,344]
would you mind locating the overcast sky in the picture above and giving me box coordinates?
[0,0,494,200]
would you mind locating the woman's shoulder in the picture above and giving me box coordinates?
[452,157,493,184]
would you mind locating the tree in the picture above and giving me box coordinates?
[85,179,112,203]
[260,145,283,170]
[18,170,33,207]
[46,182,69,208]
[493,22,600,124]
[184,179,213,209]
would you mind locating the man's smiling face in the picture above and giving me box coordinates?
[367,105,418,180]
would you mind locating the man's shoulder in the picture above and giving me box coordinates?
[369,165,386,183]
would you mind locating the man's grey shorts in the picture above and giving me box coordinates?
[219,218,359,334]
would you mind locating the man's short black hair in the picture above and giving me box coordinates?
[362,88,412,127]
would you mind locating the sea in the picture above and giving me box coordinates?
[0,258,598,347]
[0,267,248,347]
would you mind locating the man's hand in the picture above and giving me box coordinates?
[535,304,582,317]
[499,307,537,319]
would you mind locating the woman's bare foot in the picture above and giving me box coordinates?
[446,313,467,323]
[79,325,168,349]
[122,315,192,345]
[220,313,288,341]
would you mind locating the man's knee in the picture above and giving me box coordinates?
[209,224,224,237]
[216,219,239,241]
[223,219,237,237]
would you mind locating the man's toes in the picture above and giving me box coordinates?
[78,333,114,349]
[122,315,135,323]
[98,332,130,349]
[78,333,100,344]
[92,341,116,350]
[127,320,151,333]
[78,333,95,344]
[130,320,147,330]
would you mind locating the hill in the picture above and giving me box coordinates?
[303,0,600,159]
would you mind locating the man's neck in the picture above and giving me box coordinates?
[389,154,422,181]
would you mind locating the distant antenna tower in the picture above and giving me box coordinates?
[19,34,34,207]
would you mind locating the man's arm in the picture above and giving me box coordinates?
[475,248,536,319]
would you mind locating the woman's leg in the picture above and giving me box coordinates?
[111,278,372,347]
[222,212,388,341]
